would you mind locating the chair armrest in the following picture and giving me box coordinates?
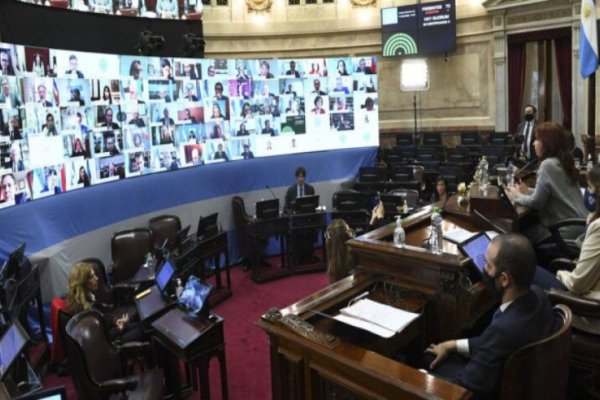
[548,258,576,274]
[547,288,600,318]
[98,377,138,393]
[117,341,151,358]
[548,218,587,231]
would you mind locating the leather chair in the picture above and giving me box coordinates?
[148,214,182,255]
[232,196,253,269]
[498,304,572,400]
[111,228,153,284]
[65,310,163,400]
[548,289,600,399]
[82,258,135,307]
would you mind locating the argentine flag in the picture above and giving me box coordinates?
[581,0,599,78]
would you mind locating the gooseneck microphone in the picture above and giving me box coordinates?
[265,185,277,199]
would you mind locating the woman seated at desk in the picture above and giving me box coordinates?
[66,262,142,342]
[506,122,587,245]
[535,166,600,301]
[430,176,450,209]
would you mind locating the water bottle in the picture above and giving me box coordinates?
[587,154,594,172]
[393,216,405,248]
[175,278,184,298]
[507,161,515,186]
[480,156,489,191]
[429,207,443,255]
[144,252,155,279]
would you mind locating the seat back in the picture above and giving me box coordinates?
[65,310,121,400]
[332,190,369,212]
[111,228,153,284]
[499,304,572,400]
[149,215,182,252]
[388,189,420,208]
[232,196,251,254]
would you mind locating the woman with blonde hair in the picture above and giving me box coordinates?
[325,219,356,283]
[65,262,141,341]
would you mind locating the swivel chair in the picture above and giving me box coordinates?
[65,310,162,400]
[110,228,153,284]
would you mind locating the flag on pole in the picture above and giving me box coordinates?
[580,0,599,78]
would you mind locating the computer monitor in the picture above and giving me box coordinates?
[294,195,319,214]
[458,232,491,275]
[177,275,213,317]
[18,386,67,400]
[0,320,29,380]
[256,199,279,220]
[176,225,191,247]
[156,258,176,295]
[197,213,218,239]
[0,243,26,281]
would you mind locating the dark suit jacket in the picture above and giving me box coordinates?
[284,183,315,212]
[160,117,175,126]
[515,120,537,161]
[459,286,554,399]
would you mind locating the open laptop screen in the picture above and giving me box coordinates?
[156,258,176,293]
[0,321,29,379]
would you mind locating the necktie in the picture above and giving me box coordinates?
[524,122,531,158]
[299,185,304,197]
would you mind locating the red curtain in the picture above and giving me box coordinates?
[508,42,526,134]
[554,36,572,129]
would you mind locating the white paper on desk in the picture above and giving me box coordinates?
[442,228,478,244]
[486,231,499,239]
[334,299,420,339]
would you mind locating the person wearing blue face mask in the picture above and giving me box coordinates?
[424,233,555,400]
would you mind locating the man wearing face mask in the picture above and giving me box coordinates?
[515,104,538,161]
[424,233,554,400]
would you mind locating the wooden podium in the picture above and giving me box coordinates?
[258,206,498,399]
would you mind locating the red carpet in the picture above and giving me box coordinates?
[43,262,330,399]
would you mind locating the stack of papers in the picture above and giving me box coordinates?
[333,298,420,338]
[442,228,478,244]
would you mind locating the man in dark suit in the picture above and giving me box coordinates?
[285,166,315,212]
[241,144,254,159]
[65,54,85,78]
[102,108,120,130]
[425,233,555,400]
[2,115,22,140]
[213,143,228,161]
[261,120,275,136]
[514,104,537,162]
[160,108,175,127]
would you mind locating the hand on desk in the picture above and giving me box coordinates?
[505,183,528,201]
[424,340,457,370]
[370,201,385,226]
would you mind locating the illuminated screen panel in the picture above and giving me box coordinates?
[16,0,203,21]
[0,42,379,209]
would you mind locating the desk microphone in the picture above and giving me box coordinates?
[515,159,537,180]
[265,185,277,199]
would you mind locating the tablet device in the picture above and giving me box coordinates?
[18,386,67,400]
[177,275,213,316]
[156,258,176,296]
[0,320,29,380]
[458,232,491,275]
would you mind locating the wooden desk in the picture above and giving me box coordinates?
[152,309,227,400]
[258,206,501,399]
[176,233,231,306]
[444,185,531,232]
[248,216,292,283]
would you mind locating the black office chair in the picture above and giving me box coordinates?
[111,228,153,284]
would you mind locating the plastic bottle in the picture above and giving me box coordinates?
[429,207,443,255]
[175,278,184,298]
[507,160,515,186]
[587,153,594,172]
[393,216,405,248]
[144,252,155,279]
[480,156,489,191]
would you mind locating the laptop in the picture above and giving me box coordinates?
[18,386,67,400]
[0,320,29,380]
[135,258,177,325]
[197,213,218,239]
[256,199,280,220]
[458,232,491,276]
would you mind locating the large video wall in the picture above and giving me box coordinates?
[0,42,379,209]
[17,0,202,20]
